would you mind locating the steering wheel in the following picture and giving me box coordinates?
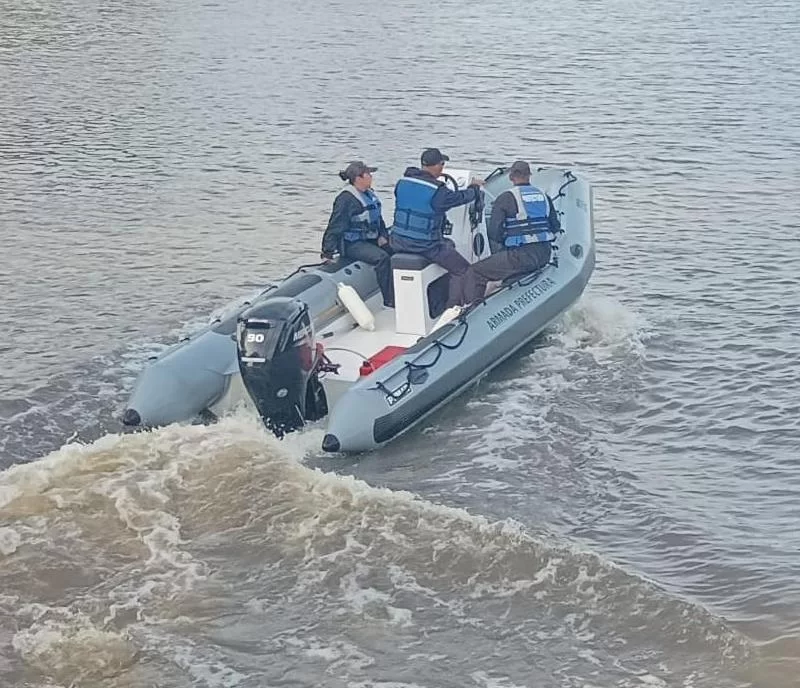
[440,173,460,192]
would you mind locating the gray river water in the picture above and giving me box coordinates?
[1,0,799,685]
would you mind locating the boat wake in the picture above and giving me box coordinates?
[0,400,756,687]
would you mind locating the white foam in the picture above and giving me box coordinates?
[289,637,375,673]
[470,671,529,688]
[0,431,137,510]
[305,645,341,661]
[555,292,649,363]
[167,640,248,688]
[0,526,21,555]
[431,292,648,464]
[340,566,392,612]
[0,412,267,509]
[11,613,136,683]
[337,565,415,628]
[386,605,414,627]
[348,682,430,688]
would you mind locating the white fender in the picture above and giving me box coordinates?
[337,282,375,331]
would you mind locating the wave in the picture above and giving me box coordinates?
[0,412,754,687]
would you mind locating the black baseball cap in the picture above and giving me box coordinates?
[420,148,450,166]
[340,160,378,182]
[508,160,531,177]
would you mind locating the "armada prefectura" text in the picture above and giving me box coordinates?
[485,276,557,331]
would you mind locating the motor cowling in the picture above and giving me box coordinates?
[236,297,322,438]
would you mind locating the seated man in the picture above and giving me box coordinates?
[461,160,560,305]
[390,148,484,308]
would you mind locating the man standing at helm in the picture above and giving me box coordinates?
[461,160,560,304]
[390,148,484,307]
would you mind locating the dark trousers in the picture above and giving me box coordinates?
[390,236,470,308]
[343,240,394,307]
[462,242,551,305]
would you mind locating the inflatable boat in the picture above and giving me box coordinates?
[123,165,595,453]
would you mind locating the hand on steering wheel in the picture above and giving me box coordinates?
[440,173,460,192]
[439,173,485,191]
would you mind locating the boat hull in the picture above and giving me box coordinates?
[123,262,379,427]
[124,166,595,456]
[323,168,594,452]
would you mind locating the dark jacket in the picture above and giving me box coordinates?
[390,167,481,251]
[487,183,561,254]
[402,166,481,214]
[321,188,388,257]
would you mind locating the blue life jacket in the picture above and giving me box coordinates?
[391,177,442,242]
[503,185,557,247]
[341,186,382,242]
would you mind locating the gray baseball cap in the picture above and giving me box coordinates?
[421,148,450,166]
[508,160,532,177]
[340,160,378,181]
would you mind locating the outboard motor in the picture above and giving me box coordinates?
[236,297,327,438]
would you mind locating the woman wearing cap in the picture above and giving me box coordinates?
[320,161,394,308]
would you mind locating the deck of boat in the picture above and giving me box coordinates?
[318,299,421,383]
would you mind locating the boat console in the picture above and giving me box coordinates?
[390,168,491,337]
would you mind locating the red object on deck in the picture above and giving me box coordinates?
[359,345,407,377]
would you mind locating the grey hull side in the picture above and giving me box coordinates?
[323,170,594,453]
[123,328,240,427]
[124,262,378,427]
[323,259,593,453]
